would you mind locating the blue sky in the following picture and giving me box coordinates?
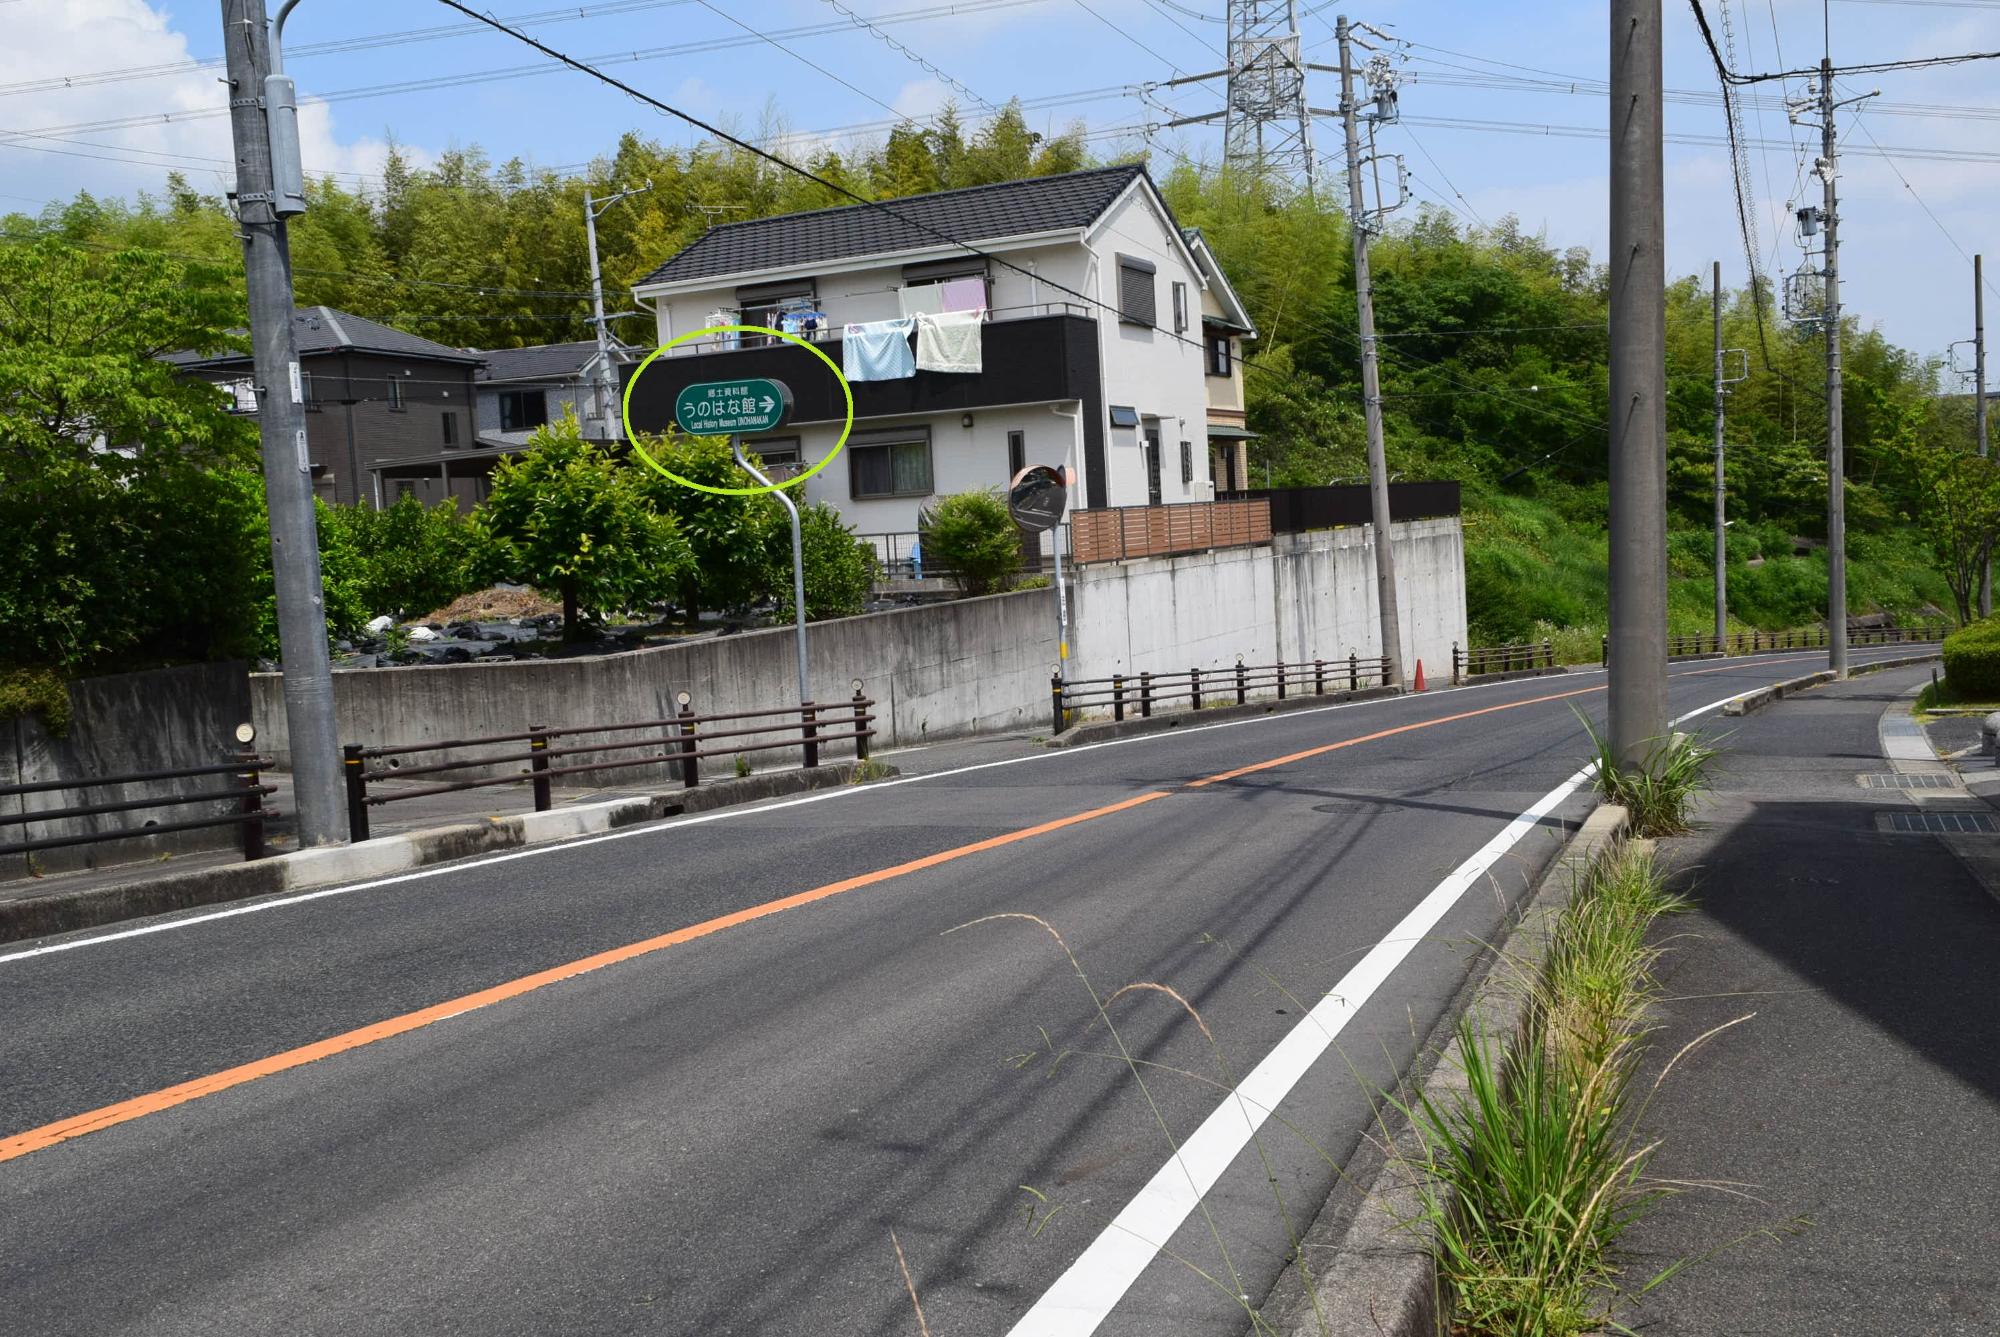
[7,0,1997,366]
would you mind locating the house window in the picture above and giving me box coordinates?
[1117,254,1157,327]
[1007,430,1025,480]
[1206,333,1233,377]
[1172,281,1188,334]
[1180,439,1193,487]
[900,257,991,317]
[1108,405,1141,429]
[498,389,549,432]
[751,436,803,480]
[442,412,456,446]
[387,376,406,411]
[737,277,818,345]
[299,370,319,410]
[849,427,933,499]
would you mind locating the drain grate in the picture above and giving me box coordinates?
[1860,772,1960,790]
[1878,810,1998,834]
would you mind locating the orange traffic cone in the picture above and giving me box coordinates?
[1413,659,1426,692]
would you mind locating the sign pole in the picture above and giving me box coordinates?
[732,438,809,707]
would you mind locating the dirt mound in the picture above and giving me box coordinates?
[423,587,562,623]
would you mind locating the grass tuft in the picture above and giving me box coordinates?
[1579,713,1720,837]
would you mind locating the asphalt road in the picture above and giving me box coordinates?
[0,648,1933,1336]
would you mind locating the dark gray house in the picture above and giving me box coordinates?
[474,340,614,452]
[167,306,483,508]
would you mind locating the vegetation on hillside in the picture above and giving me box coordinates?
[6,105,1988,671]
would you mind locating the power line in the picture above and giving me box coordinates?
[815,0,998,112]
[1688,0,2000,83]
[1397,122,1486,229]
[1848,115,2000,307]
[695,0,906,122]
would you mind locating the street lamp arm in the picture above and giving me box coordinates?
[270,0,309,73]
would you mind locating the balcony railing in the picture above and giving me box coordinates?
[660,302,1092,357]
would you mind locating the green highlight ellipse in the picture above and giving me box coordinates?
[620,324,856,497]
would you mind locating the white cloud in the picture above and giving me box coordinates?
[1,0,427,210]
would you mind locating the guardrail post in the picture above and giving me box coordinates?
[1235,656,1247,705]
[677,693,700,788]
[852,684,871,761]
[1451,642,1461,685]
[1112,673,1125,722]
[1189,666,1203,711]
[1050,671,1066,736]
[1275,661,1287,701]
[1601,634,1608,666]
[1349,652,1359,692]
[1314,658,1325,696]
[1543,637,1553,669]
[802,701,819,769]
[236,746,265,861]
[1139,671,1153,718]
[342,743,370,842]
[528,725,552,812]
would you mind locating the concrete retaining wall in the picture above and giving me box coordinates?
[254,517,1467,771]
[3,662,254,879]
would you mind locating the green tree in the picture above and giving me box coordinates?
[772,502,878,622]
[477,413,693,639]
[634,430,787,617]
[0,239,267,673]
[1888,417,2000,625]
[318,494,495,625]
[919,489,1022,595]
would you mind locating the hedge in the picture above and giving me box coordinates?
[1941,617,2000,699]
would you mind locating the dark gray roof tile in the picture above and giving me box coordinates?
[474,340,600,382]
[636,164,1147,288]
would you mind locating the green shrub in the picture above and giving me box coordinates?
[1943,617,2000,698]
[318,494,494,625]
[919,489,1022,595]
[0,668,72,736]
[770,502,877,622]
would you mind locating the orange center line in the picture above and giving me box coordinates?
[1186,683,1607,788]
[0,790,1172,1166]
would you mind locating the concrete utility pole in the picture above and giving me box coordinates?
[1711,263,1746,645]
[221,0,345,846]
[1978,253,1990,618]
[1714,262,1728,644]
[1337,14,1405,690]
[1818,57,1849,677]
[1607,0,1669,761]
[584,183,648,440]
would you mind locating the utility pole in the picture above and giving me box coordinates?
[1819,57,1849,677]
[221,0,345,846]
[1714,262,1728,645]
[1338,14,1404,690]
[1978,253,1990,618]
[1712,262,1747,645]
[1607,0,1668,761]
[584,183,648,440]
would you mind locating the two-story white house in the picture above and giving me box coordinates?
[625,164,1256,536]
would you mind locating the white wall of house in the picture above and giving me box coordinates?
[1083,185,1214,509]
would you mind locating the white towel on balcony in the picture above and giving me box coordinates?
[915,310,983,374]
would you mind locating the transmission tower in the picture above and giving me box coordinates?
[1147,1,1327,193]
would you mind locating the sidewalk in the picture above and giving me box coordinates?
[1624,665,2000,1335]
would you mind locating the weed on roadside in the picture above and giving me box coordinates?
[1580,713,1720,836]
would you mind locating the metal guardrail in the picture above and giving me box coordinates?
[1597,623,1950,665]
[1452,640,1557,682]
[341,690,875,841]
[1051,652,1392,733]
[0,748,277,862]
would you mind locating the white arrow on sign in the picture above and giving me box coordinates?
[759,395,776,413]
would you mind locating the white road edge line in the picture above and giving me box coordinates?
[999,678,1801,1335]
[0,649,1909,968]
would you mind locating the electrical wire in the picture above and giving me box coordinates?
[1689,0,2000,83]
[814,0,998,112]
[1848,115,2000,306]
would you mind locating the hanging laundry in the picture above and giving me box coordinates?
[842,318,916,381]
[938,276,988,314]
[915,310,983,374]
[897,284,946,319]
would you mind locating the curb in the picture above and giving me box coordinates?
[1265,802,1633,1337]
[1046,685,1401,747]
[1458,665,1570,686]
[1722,650,1940,717]
[0,761,893,945]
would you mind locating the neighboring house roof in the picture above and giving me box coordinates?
[634,164,1149,289]
[1182,228,1258,338]
[163,305,481,368]
[474,340,603,383]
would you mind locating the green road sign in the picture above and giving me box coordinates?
[672,377,792,435]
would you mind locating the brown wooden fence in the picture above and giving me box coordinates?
[1069,498,1272,564]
